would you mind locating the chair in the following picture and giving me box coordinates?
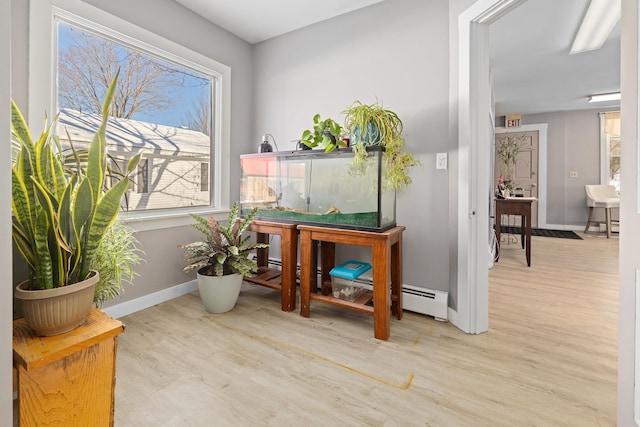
[584,185,620,238]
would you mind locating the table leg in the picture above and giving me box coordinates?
[391,237,403,320]
[299,230,312,318]
[311,241,318,293]
[495,212,502,263]
[280,229,298,311]
[525,210,531,267]
[256,232,269,267]
[372,239,391,340]
[320,242,335,295]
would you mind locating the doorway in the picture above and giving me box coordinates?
[495,130,539,227]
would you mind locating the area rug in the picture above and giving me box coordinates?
[500,226,583,240]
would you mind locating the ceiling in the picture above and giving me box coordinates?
[490,0,620,116]
[174,0,620,117]
[175,0,384,44]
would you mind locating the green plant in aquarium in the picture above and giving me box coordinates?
[300,114,346,152]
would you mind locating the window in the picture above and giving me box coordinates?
[56,20,214,211]
[29,0,231,229]
[200,163,209,192]
[600,111,621,191]
[137,159,149,194]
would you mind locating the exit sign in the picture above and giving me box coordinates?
[506,114,521,128]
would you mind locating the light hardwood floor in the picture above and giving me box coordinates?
[114,232,618,426]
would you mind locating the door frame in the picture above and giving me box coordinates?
[1,0,11,424]
[495,124,548,229]
[458,0,636,421]
[455,0,525,334]
[619,0,639,423]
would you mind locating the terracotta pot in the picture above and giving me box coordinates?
[15,271,99,336]
[196,268,243,314]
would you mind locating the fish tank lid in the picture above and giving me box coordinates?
[240,145,384,158]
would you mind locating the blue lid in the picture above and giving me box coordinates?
[329,260,372,280]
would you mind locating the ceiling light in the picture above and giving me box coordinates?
[588,92,621,103]
[570,0,621,55]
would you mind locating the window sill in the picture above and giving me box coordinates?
[120,208,230,232]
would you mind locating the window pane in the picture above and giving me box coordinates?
[608,136,621,191]
[56,21,213,211]
[201,162,209,192]
[137,158,149,194]
[610,136,621,156]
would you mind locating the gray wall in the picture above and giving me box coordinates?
[521,108,609,227]
[87,0,256,308]
[9,0,606,317]
[9,0,255,310]
[83,0,254,205]
[252,0,454,297]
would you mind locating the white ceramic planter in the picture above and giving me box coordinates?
[15,271,99,336]
[196,268,243,313]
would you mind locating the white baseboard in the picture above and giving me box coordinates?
[447,307,460,329]
[102,280,197,319]
[543,223,584,231]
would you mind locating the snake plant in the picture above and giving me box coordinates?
[11,72,141,290]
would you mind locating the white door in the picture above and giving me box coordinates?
[495,130,539,227]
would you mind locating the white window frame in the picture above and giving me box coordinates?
[29,0,231,231]
[599,111,621,191]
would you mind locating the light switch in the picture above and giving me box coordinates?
[436,153,448,170]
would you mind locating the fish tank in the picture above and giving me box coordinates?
[240,146,396,232]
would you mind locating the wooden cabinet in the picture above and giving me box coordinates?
[13,308,124,426]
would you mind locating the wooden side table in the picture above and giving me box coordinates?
[241,220,298,311]
[495,198,534,267]
[13,308,125,426]
[298,225,405,341]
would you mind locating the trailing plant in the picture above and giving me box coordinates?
[342,100,420,191]
[180,201,269,277]
[300,114,346,152]
[91,220,143,307]
[11,71,141,290]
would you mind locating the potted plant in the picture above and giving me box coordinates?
[91,219,143,308]
[300,114,347,152]
[495,134,526,192]
[342,100,420,191]
[11,72,141,336]
[179,201,269,313]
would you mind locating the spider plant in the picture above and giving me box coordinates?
[342,100,420,191]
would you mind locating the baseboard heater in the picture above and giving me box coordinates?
[264,258,448,322]
[401,284,448,322]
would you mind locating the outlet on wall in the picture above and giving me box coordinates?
[569,171,578,178]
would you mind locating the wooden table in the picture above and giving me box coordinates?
[495,198,534,267]
[298,225,405,341]
[241,220,298,311]
[13,308,124,426]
